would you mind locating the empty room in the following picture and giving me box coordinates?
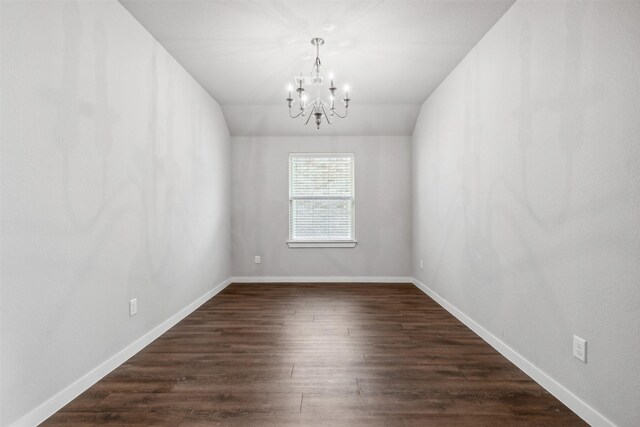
[1,0,639,426]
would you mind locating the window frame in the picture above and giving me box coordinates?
[287,152,357,248]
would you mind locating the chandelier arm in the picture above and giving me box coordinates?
[331,107,348,119]
[304,104,316,125]
[289,108,304,119]
[321,105,332,125]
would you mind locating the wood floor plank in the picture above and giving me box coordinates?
[97,391,301,413]
[42,283,586,425]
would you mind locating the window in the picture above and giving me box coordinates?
[288,153,356,248]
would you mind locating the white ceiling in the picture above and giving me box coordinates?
[119,0,515,135]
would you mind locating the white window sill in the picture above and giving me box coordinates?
[287,241,357,248]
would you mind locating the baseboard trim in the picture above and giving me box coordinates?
[411,278,614,427]
[10,277,233,427]
[231,276,413,283]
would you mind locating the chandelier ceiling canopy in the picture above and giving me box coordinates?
[286,38,350,130]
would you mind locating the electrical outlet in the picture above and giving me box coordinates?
[129,298,137,317]
[573,335,586,362]
[254,255,261,264]
[419,259,424,270]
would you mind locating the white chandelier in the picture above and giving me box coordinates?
[286,38,351,130]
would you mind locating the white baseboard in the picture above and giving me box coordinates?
[10,277,233,427]
[411,278,614,427]
[231,276,412,283]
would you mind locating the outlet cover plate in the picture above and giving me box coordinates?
[129,298,138,317]
[573,335,586,362]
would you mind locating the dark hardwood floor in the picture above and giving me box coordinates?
[43,283,585,426]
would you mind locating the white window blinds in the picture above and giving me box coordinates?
[289,153,355,242]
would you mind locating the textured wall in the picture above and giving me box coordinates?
[232,136,411,279]
[0,1,231,424]
[412,1,640,425]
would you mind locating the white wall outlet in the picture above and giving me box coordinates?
[573,335,586,362]
[254,255,261,264]
[419,259,424,269]
[129,298,137,317]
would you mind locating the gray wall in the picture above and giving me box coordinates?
[412,1,640,425]
[232,136,411,279]
[0,1,231,425]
